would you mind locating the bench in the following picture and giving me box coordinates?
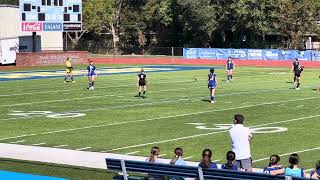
[105,158,308,180]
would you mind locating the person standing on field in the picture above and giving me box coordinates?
[229,114,253,172]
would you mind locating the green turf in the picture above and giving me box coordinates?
[0,65,319,179]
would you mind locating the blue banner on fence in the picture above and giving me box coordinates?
[183,48,319,61]
[198,48,216,59]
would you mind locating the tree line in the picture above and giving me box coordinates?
[2,0,320,53]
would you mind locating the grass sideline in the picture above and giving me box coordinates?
[0,65,319,179]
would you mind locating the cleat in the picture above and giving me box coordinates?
[211,101,215,104]
[72,81,76,83]
[134,94,140,97]
[64,81,67,84]
[92,86,94,90]
[226,80,229,83]
[296,88,300,90]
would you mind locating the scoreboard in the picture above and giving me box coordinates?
[19,0,82,32]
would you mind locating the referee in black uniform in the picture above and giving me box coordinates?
[292,58,300,83]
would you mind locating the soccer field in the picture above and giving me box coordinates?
[0,65,319,178]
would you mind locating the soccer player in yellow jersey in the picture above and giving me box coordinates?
[64,57,75,83]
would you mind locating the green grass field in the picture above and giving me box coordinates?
[0,65,319,179]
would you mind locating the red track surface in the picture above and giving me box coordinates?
[92,57,320,68]
[2,57,320,69]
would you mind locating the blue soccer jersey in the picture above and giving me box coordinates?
[87,65,96,76]
[227,61,234,70]
[208,73,217,88]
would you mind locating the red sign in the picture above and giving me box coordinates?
[21,22,43,32]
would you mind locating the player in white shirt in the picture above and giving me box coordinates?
[229,114,253,172]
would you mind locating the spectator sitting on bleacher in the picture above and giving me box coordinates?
[221,151,239,170]
[270,153,306,178]
[146,146,165,180]
[198,149,218,169]
[310,160,320,179]
[169,147,188,180]
[263,155,282,174]
[170,147,187,166]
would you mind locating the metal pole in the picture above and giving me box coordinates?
[171,46,174,64]
[198,167,204,180]
[65,32,68,51]
[120,159,128,180]
[32,32,36,52]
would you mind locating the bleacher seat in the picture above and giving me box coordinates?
[105,158,308,180]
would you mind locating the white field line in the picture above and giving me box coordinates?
[53,144,68,148]
[158,154,167,157]
[75,147,91,151]
[0,72,286,98]
[297,105,304,108]
[31,142,46,146]
[0,79,293,110]
[125,151,140,155]
[0,96,318,142]
[9,140,25,144]
[252,147,320,163]
[183,156,193,160]
[305,169,313,172]
[65,85,316,113]
[241,102,250,105]
[106,114,320,152]
[0,79,197,97]
[0,84,301,122]
[0,68,276,90]
[0,87,194,108]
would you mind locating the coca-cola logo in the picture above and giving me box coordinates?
[22,22,43,32]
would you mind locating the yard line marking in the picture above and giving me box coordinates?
[252,146,320,163]
[0,70,277,91]
[242,102,250,105]
[106,114,320,152]
[0,74,288,103]
[0,84,296,122]
[213,159,221,162]
[125,151,140,155]
[183,156,193,160]
[31,142,46,146]
[9,140,25,144]
[305,169,313,172]
[297,105,304,108]
[278,104,285,107]
[0,87,195,108]
[53,144,68,148]
[158,154,167,157]
[224,101,232,104]
[70,85,317,113]
[75,147,91,151]
[0,96,318,142]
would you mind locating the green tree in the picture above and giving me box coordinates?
[271,0,320,49]
[0,0,18,5]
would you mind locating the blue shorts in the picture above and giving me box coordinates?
[88,74,96,77]
[227,68,234,70]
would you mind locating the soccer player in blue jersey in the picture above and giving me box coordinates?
[226,57,235,82]
[137,68,147,98]
[208,68,218,103]
[86,61,97,90]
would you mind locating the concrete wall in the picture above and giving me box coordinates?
[0,5,63,50]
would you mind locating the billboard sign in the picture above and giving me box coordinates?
[19,0,82,32]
